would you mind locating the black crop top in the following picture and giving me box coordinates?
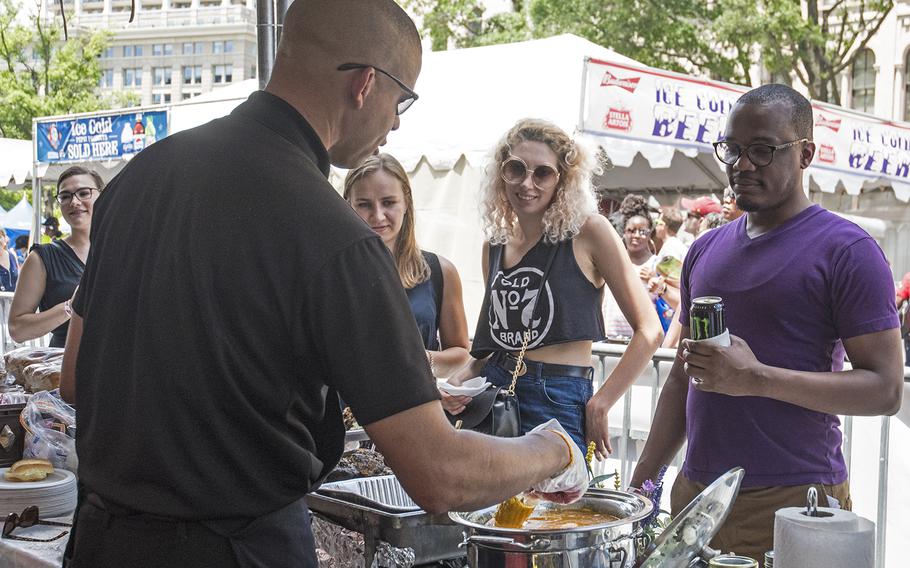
[470,237,605,357]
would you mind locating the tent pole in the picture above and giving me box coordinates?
[31,170,41,246]
[275,0,291,45]
[31,119,41,247]
[256,0,276,89]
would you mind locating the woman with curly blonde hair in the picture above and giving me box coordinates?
[344,153,471,378]
[449,119,663,458]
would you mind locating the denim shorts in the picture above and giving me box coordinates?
[482,355,594,451]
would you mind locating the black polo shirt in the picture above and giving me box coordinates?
[72,91,440,520]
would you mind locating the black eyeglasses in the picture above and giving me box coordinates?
[713,139,808,167]
[3,506,71,542]
[337,63,419,115]
[55,187,98,206]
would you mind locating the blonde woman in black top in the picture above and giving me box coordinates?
[451,119,663,458]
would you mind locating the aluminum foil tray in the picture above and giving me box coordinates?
[317,475,420,513]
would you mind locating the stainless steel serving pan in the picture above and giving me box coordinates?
[449,489,653,568]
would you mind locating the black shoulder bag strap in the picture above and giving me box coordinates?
[423,251,444,333]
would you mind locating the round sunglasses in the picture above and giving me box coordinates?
[500,156,561,191]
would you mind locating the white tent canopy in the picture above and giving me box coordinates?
[0,138,31,189]
[1,196,33,231]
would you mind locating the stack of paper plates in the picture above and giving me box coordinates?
[0,467,77,518]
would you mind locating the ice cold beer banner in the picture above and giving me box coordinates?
[36,110,168,164]
[581,58,910,191]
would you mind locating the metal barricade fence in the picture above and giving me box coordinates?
[0,291,51,354]
[590,341,908,568]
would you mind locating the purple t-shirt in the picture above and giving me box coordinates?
[679,205,898,487]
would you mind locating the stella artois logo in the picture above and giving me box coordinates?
[818,144,836,164]
[600,71,640,93]
[815,113,842,132]
[604,108,632,132]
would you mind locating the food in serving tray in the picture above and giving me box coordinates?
[4,458,54,482]
[342,407,359,431]
[325,448,392,482]
[492,495,621,529]
[522,508,620,530]
[493,495,537,528]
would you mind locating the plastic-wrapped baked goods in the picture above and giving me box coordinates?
[3,347,64,388]
[21,363,62,393]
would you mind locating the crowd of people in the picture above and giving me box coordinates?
[0,1,903,566]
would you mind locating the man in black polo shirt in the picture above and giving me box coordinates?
[60,1,581,566]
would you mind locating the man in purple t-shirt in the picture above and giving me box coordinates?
[631,84,903,560]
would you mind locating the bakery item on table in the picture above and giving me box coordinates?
[21,363,62,393]
[4,458,55,482]
[3,347,64,387]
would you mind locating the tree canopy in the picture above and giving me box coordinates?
[405,0,894,104]
[0,0,136,139]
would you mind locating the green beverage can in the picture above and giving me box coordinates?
[709,555,759,567]
[690,296,726,341]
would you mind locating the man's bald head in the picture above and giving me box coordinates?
[275,0,421,78]
[266,0,423,168]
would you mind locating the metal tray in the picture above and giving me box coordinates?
[317,475,419,513]
[306,486,464,565]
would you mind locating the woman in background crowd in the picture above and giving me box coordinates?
[722,186,744,221]
[13,235,29,266]
[344,154,471,385]
[897,273,910,363]
[698,211,726,237]
[450,119,661,458]
[9,166,101,347]
[0,231,19,292]
[603,196,662,337]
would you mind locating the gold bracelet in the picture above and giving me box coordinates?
[546,429,575,470]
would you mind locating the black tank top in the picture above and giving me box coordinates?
[470,237,605,358]
[34,241,84,347]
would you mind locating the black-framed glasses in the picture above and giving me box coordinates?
[337,63,419,115]
[713,139,808,167]
[500,156,561,191]
[55,187,98,206]
[3,506,71,542]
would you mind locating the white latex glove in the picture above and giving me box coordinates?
[527,419,587,504]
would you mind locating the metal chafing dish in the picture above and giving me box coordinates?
[449,488,654,568]
[306,474,465,566]
[449,467,745,568]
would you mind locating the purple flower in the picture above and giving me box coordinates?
[641,465,669,529]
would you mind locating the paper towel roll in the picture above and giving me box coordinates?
[774,507,874,568]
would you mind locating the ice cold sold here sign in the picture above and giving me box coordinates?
[581,58,910,190]
[36,110,168,164]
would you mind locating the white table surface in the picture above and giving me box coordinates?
[0,516,71,568]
